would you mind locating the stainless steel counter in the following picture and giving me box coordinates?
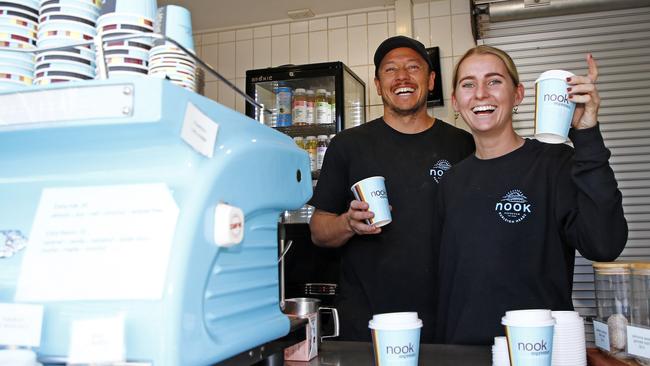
[291,341,491,365]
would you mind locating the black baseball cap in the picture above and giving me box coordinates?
[373,35,433,76]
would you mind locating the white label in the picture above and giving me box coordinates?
[316,102,330,124]
[594,320,611,351]
[293,101,306,124]
[0,84,135,129]
[67,315,125,364]
[627,325,650,359]
[16,184,179,302]
[0,303,44,347]
[181,102,219,158]
[305,102,314,124]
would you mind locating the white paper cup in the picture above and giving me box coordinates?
[154,5,194,52]
[502,309,555,366]
[351,176,391,227]
[369,312,422,366]
[534,70,576,144]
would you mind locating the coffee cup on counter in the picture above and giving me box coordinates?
[369,312,422,366]
[502,309,555,366]
[351,176,392,227]
[534,70,576,144]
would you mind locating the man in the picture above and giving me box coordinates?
[308,36,475,342]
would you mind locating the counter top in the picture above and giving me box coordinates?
[294,341,491,365]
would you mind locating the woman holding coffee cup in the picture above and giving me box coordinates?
[433,45,628,345]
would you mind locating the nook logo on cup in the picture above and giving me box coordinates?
[534,70,576,144]
[351,176,392,227]
[502,309,555,366]
[369,312,422,366]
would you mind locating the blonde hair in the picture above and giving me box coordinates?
[452,45,520,92]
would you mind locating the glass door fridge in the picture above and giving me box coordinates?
[246,61,366,184]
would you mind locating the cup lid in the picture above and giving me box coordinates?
[502,309,555,327]
[536,69,575,83]
[368,311,422,330]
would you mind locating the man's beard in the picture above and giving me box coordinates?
[381,93,428,117]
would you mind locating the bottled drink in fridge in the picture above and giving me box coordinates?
[315,89,329,124]
[305,89,315,125]
[330,90,336,124]
[316,135,328,170]
[292,88,307,125]
[276,86,292,126]
[305,136,317,172]
[293,136,305,150]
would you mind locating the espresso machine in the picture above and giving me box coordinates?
[0,77,312,365]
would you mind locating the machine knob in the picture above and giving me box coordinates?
[214,203,244,247]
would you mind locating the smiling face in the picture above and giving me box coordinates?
[374,47,435,118]
[452,53,524,136]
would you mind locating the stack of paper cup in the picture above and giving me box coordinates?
[493,336,511,366]
[369,312,422,366]
[35,0,100,85]
[551,311,586,366]
[502,309,555,366]
[0,0,38,89]
[95,0,157,79]
[147,5,196,91]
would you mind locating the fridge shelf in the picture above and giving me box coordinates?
[274,123,336,137]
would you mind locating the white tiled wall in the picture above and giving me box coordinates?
[194,0,475,129]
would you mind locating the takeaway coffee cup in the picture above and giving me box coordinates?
[154,5,194,52]
[534,70,576,144]
[350,176,392,227]
[369,312,422,366]
[502,309,555,366]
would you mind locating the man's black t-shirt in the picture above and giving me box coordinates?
[310,117,475,342]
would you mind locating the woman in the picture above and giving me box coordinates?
[433,45,627,345]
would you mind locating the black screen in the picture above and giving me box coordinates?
[426,47,444,107]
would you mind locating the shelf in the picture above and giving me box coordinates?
[274,123,336,137]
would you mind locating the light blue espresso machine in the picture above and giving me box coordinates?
[0,78,311,365]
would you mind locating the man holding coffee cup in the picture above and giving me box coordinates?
[309,36,474,342]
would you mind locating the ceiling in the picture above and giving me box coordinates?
[157,0,398,32]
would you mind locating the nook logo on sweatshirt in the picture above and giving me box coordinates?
[495,189,532,223]
[430,159,452,183]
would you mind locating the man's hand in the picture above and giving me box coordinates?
[345,200,382,235]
